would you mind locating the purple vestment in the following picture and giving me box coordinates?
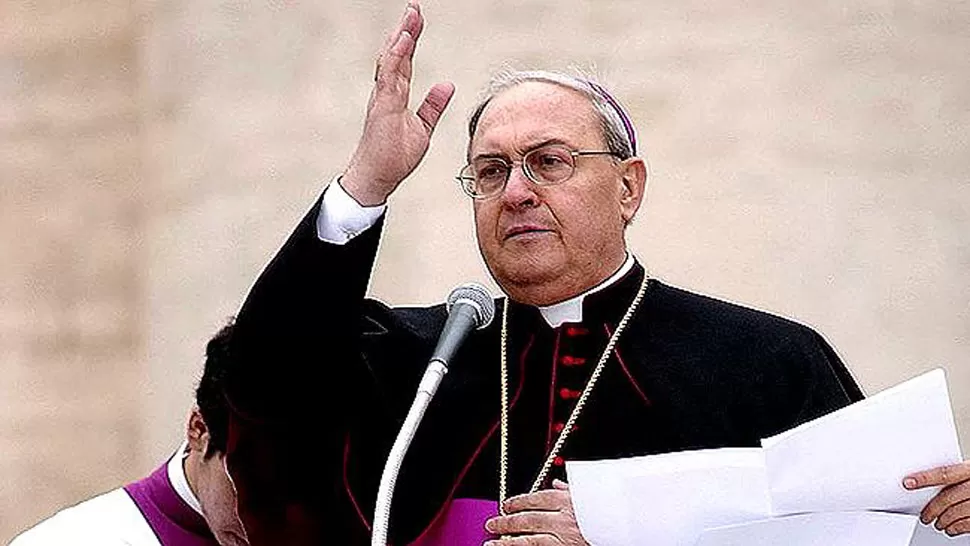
[409,498,498,546]
[124,463,218,546]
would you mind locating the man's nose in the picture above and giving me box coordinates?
[500,167,539,209]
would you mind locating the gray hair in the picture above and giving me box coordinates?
[466,70,636,160]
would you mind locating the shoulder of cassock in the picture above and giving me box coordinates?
[9,488,160,546]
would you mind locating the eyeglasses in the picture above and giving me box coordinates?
[456,144,621,199]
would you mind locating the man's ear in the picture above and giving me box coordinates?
[186,407,210,453]
[618,157,648,224]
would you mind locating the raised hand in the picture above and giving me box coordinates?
[342,1,455,206]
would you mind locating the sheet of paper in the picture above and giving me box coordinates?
[696,512,970,546]
[911,521,970,546]
[567,448,771,546]
[694,511,948,546]
[762,369,963,515]
[567,369,965,545]
[694,511,920,546]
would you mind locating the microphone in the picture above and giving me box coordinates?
[371,284,495,545]
[430,283,496,367]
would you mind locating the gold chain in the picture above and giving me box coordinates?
[499,293,511,515]
[498,275,650,514]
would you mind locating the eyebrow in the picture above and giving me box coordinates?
[471,138,571,162]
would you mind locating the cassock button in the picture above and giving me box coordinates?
[561,355,587,367]
[553,422,580,433]
[559,388,581,400]
[553,456,565,467]
[565,326,589,337]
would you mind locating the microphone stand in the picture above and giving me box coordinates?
[370,289,492,545]
[370,360,448,546]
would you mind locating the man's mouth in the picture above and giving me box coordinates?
[504,225,554,240]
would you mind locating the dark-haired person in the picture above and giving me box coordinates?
[11,324,248,546]
[224,3,970,545]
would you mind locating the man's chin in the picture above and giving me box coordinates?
[490,259,565,296]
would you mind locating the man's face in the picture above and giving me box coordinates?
[186,409,249,546]
[195,452,250,546]
[470,82,641,305]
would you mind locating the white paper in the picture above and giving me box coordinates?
[763,369,963,515]
[568,448,771,546]
[911,521,970,546]
[696,513,970,546]
[566,369,965,546]
[694,512,921,546]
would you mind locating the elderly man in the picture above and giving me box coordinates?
[222,2,970,545]
[10,324,249,546]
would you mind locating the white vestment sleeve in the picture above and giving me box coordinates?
[9,489,161,546]
[315,177,386,244]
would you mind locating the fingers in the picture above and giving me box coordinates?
[486,487,586,545]
[504,489,572,513]
[905,462,970,489]
[484,535,562,546]
[378,15,417,84]
[416,82,455,134]
[936,498,970,532]
[379,2,422,59]
[376,2,422,81]
[408,0,425,42]
[390,2,424,82]
[389,28,416,81]
[377,6,403,62]
[552,479,570,491]
[922,480,970,524]
[486,512,565,537]
[940,515,970,537]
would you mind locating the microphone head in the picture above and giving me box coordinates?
[446,283,496,330]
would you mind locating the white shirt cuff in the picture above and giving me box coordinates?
[316,177,387,244]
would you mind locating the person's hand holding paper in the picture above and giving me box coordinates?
[762,369,962,516]
[904,461,970,536]
[566,369,969,545]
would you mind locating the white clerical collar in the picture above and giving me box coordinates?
[167,441,206,517]
[538,253,636,328]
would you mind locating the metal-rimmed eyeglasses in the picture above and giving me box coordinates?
[456,144,621,199]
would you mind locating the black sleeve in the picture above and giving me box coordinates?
[222,195,390,545]
[225,196,385,421]
[753,325,866,438]
[810,330,865,402]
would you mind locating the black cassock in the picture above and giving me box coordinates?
[223,200,864,545]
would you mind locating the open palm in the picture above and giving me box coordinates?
[343,1,454,206]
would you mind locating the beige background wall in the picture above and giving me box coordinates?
[2,0,968,541]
